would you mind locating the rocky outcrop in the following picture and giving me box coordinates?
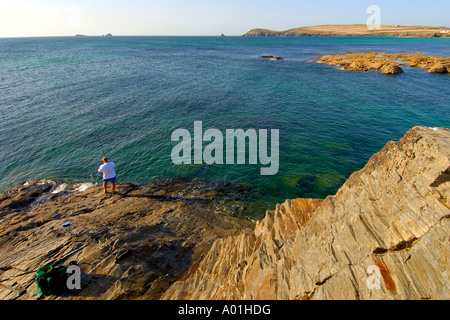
[317,52,450,74]
[162,127,450,300]
[1,127,449,300]
[0,178,253,299]
[259,56,284,61]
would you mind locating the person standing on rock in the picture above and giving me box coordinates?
[98,157,116,194]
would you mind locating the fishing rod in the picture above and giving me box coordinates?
[95,127,107,157]
[93,129,107,182]
[100,142,106,158]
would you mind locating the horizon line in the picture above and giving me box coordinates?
[0,34,243,39]
[2,23,449,39]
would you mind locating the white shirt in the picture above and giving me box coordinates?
[98,162,116,179]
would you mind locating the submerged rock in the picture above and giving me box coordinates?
[295,174,317,195]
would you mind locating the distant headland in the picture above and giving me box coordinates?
[74,33,112,37]
[243,24,450,38]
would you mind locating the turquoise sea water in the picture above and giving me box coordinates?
[0,36,449,218]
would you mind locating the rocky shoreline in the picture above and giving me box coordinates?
[162,126,450,300]
[316,52,450,74]
[1,126,449,300]
[0,177,254,299]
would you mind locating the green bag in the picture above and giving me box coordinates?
[35,265,69,296]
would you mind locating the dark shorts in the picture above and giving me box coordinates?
[102,176,116,183]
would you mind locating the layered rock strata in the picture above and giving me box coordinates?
[0,178,254,299]
[162,126,450,300]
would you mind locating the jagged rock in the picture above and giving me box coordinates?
[162,126,450,300]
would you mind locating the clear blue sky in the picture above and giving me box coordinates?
[1,0,449,37]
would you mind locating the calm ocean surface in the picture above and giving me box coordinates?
[1,36,449,217]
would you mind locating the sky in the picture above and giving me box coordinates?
[0,0,449,37]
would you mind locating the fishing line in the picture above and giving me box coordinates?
[95,127,107,157]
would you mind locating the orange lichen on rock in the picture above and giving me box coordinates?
[317,51,450,74]
[374,260,397,292]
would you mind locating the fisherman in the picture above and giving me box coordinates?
[98,157,116,194]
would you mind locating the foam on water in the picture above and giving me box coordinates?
[51,183,68,194]
[74,182,97,193]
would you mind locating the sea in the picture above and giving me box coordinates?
[0,36,449,218]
